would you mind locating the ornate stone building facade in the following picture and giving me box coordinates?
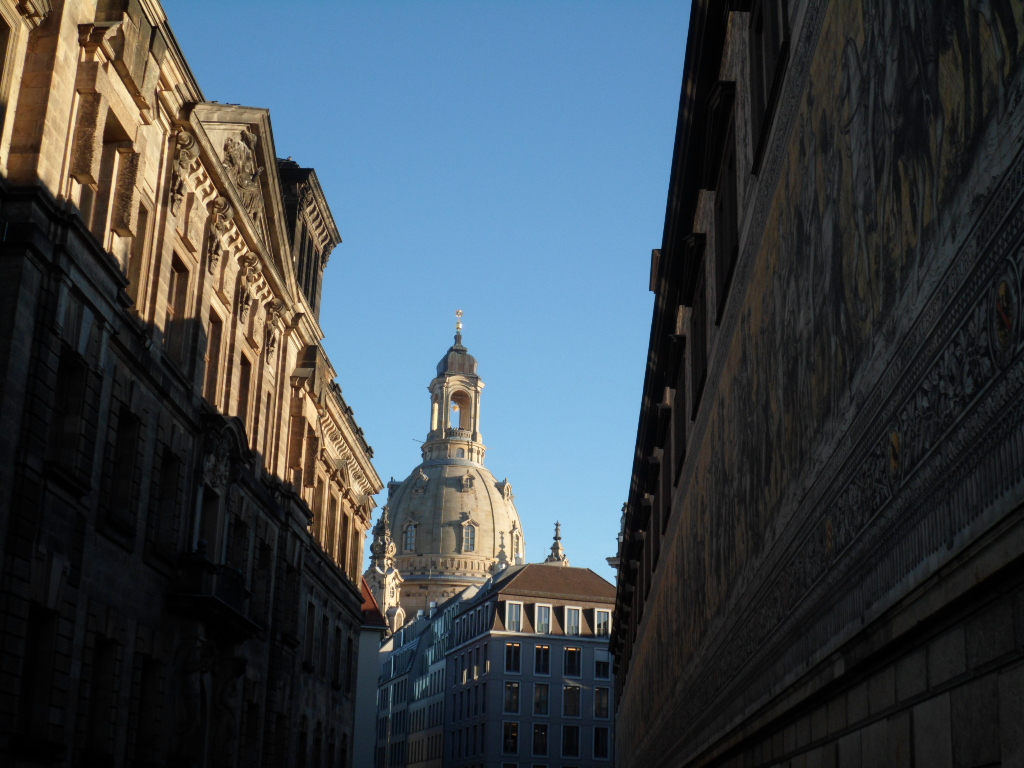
[376,322,526,616]
[0,1,382,766]
[614,1,1024,767]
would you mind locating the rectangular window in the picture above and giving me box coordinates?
[506,602,522,632]
[594,687,610,719]
[504,681,520,714]
[534,645,550,675]
[594,649,611,680]
[502,722,519,755]
[562,685,581,717]
[164,256,190,364]
[533,683,549,716]
[127,204,149,302]
[594,727,610,759]
[505,643,521,673]
[562,725,580,757]
[237,353,252,431]
[319,615,330,676]
[204,311,223,405]
[532,723,548,756]
[48,347,88,470]
[535,604,551,634]
[595,610,612,637]
[303,603,316,668]
[107,406,141,532]
[565,607,581,636]
[563,647,581,677]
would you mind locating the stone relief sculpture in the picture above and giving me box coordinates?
[411,468,428,493]
[223,129,267,240]
[170,131,199,217]
[264,298,286,360]
[206,196,234,276]
[238,252,261,324]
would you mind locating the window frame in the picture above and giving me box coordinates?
[564,606,582,636]
[534,644,551,676]
[505,601,523,632]
[562,684,581,718]
[532,723,549,757]
[533,682,550,716]
[502,721,519,755]
[594,609,612,637]
[534,603,552,634]
[563,646,582,678]
[503,680,521,715]
[504,642,521,674]
[561,724,581,758]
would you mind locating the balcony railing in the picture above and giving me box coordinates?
[446,427,472,440]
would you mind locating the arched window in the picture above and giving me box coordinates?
[463,525,475,552]
[450,391,471,430]
[456,448,465,458]
[403,524,416,552]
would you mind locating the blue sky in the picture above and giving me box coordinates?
[164,0,690,581]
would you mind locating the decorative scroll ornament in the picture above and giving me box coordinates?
[223,130,266,240]
[170,132,199,217]
[238,252,261,323]
[206,197,234,275]
[264,298,286,360]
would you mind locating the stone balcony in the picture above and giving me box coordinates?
[168,553,262,639]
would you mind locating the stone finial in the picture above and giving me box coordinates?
[544,521,570,566]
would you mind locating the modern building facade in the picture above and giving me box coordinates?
[446,559,616,768]
[382,321,527,615]
[614,1,1024,767]
[355,580,390,768]
[0,1,382,766]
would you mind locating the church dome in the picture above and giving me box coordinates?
[378,315,526,613]
[387,462,524,571]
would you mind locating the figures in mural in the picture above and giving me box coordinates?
[678,0,1024,662]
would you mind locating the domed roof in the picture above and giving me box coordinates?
[387,459,524,567]
[436,333,478,377]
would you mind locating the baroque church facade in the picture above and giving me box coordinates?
[0,1,381,766]
[367,320,527,618]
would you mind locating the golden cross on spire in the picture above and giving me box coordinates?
[455,309,463,334]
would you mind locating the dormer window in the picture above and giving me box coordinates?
[463,525,476,552]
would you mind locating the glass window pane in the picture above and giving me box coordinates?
[533,683,549,715]
[563,685,580,717]
[504,682,520,714]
